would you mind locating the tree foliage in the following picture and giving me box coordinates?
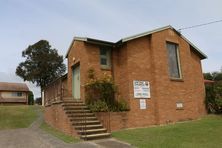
[204,72,222,81]
[16,40,66,89]
[35,97,42,105]
[28,91,34,105]
[85,68,129,112]
[204,71,222,114]
[203,72,213,80]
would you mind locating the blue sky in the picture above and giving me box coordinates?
[0,0,222,97]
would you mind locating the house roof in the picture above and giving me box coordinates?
[204,79,215,84]
[65,25,207,59]
[0,82,29,92]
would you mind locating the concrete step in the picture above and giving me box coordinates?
[80,133,111,140]
[62,103,85,106]
[75,124,103,130]
[63,106,88,110]
[78,128,107,134]
[67,113,95,117]
[63,100,111,140]
[72,120,100,125]
[70,116,97,121]
[66,110,91,114]
[63,99,83,103]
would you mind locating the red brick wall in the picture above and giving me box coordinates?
[148,29,206,124]
[65,28,206,129]
[44,104,78,136]
[67,41,112,101]
[95,112,129,131]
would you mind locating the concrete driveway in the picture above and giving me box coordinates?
[0,108,133,148]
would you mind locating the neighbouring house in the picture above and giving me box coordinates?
[204,79,215,85]
[0,82,29,105]
[43,25,207,140]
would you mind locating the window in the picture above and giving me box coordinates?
[166,42,181,79]
[12,92,23,97]
[100,47,111,69]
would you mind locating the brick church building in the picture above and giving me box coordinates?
[43,25,207,140]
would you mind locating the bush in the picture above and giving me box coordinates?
[88,100,109,112]
[205,81,222,113]
[85,68,129,112]
[35,97,42,105]
[87,99,129,112]
[28,91,34,105]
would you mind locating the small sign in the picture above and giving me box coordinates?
[133,80,150,98]
[140,99,147,109]
[176,102,183,108]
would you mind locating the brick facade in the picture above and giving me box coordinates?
[44,103,78,136]
[44,26,207,132]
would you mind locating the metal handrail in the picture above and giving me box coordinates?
[108,110,111,133]
[80,101,87,140]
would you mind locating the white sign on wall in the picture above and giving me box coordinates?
[140,99,147,109]
[133,80,150,98]
[176,102,183,108]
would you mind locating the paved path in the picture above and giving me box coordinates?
[0,107,133,148]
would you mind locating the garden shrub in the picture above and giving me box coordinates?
[85,68,129,112]
[205,81,222,114]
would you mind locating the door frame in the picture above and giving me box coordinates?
[72,63,80,100]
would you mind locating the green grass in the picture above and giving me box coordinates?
[0,105,38,129]
[40,122,80,143]
[112,115,222,148]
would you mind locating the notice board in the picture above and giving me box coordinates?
[133,80,150,98]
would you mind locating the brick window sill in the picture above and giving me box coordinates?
[101,67,111,71]
[170,78,184,82]
[176,108,184,110]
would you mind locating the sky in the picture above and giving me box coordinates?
[0,0,222,98]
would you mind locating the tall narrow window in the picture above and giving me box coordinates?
[100,47,111,69]
[166,42,181,79]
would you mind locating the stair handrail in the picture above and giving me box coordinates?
[108,108,111,133]
[84,100,87,140]
[80,100,87,140]
[60,78,63,101]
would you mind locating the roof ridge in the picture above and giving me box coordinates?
[65,25,207,59]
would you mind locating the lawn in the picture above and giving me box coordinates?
[40,122,80,143]
[112,115,222,148]
[0,105,38,129]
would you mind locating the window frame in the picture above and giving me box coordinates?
[11,92,23,97]
[166,41,182,80]
[99,47,111,69]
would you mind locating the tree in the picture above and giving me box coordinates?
[35,97,42,105]
[203,72,213,80]
[16,40,66,98]
[203,72,222,81]
[204,69,222,114]
[28,91,34,105]
[212,72,222,81]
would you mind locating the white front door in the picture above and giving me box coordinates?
[72,66,80,99]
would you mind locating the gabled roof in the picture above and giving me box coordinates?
[65,37,114,58]
[120,25,173,42]
[0,82,29,92]
[65,25,207,59]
